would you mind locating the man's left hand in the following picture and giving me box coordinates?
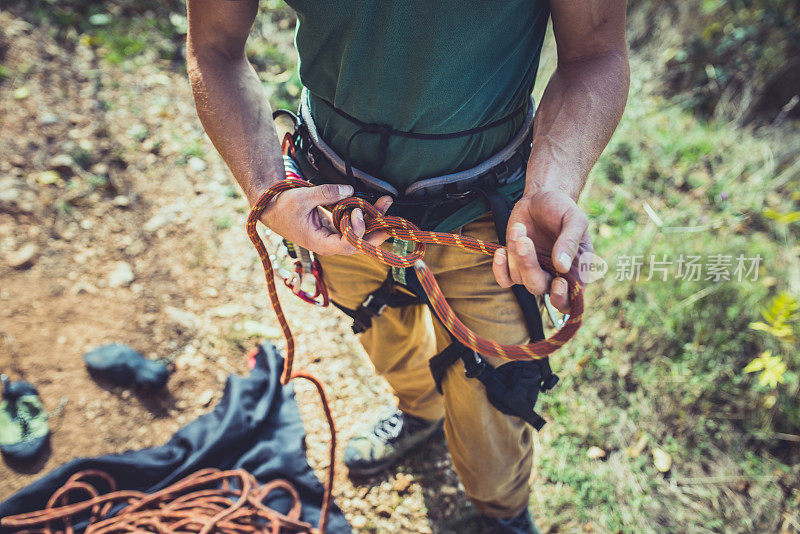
[492,189,592,313]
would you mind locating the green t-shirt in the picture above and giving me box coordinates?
[285,0,550,228]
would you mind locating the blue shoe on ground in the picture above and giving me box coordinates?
[83,344,169,391]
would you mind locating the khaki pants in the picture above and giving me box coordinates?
[317,216,532,518]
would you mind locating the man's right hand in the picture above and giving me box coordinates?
[258,183,393,256]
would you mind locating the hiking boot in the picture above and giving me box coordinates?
[344,408,442,477]
[480,509,541,534]
[0,375,50,462]
[84,344,169,391]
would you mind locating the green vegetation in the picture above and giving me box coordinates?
[11,0,186,65]
[629,0,800,122]
[528,38,799,531]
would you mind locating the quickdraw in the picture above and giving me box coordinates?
[246,177,584,385]
[273,134,329,307]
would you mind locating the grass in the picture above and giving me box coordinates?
[527,40,799,533]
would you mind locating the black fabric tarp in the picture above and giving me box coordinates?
[0,343,350,533]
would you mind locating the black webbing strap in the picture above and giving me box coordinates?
[316,96,527,188]
[331,274,423,334]
[424,188,560,428]
[474,187,547,343]
[427,339,550,430]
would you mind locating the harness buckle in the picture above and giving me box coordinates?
[492,160,512,184]
[462,351,486,379]
[361,293,388,317]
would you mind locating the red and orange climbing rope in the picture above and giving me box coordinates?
[2,469,326,533]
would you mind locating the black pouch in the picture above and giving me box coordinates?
[483,360,546,429]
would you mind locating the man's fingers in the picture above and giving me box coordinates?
[350,207,365,237]
[302,183,354,209]
[553,208,589,273]
[375,195,393,215]
[549,277,570,313]
[505,222,527,284]
[507,221,550,293]
[314,233,357,256]
[364,230,390,247]
[493,249,514,288]
[515,237,550,294]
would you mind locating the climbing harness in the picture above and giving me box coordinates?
[285,88,535,232]
[267,96,584,429]
[312,91,528,192]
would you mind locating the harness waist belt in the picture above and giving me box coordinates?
[299,87,534,200]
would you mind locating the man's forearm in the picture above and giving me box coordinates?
[187,45,285,206]
[525,51,630,200]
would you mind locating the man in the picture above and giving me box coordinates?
[187,1,628,532]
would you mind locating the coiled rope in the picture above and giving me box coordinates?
[1,468,329,533]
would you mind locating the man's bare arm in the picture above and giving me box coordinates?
[187,0,281,206]
[527,0,630,199]
[186,0,389,255]
[494,0,630,312]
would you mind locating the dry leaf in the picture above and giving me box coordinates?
[626,434,649,458]
[587,446,606,460]
[652,448,672,472]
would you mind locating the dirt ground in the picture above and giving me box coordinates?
[0,12,475,533]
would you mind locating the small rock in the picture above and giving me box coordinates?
[13,86,30,100]
[78,139,94,152]
[393,473,412,493]
[175,348,205,371]
[90,163,109,175]
[49,154,75,173]
[108,261,135,287]
[350,516,367,529]
[7,243,39,269]
[187,157,207,172]
[210,304,242,318]
[626,434,649,458]
[0,187,23,209]
[112,195,130,207]
[652,448,672,473]
[202,286,219,298]
[143,213,174,233]
[39,112,59,125]
[587,446,606,460]
[165,306,202,330]
[198,389,215,407]
[70,282,98,295]
[236,320,281,339]
[35,170,61,185]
